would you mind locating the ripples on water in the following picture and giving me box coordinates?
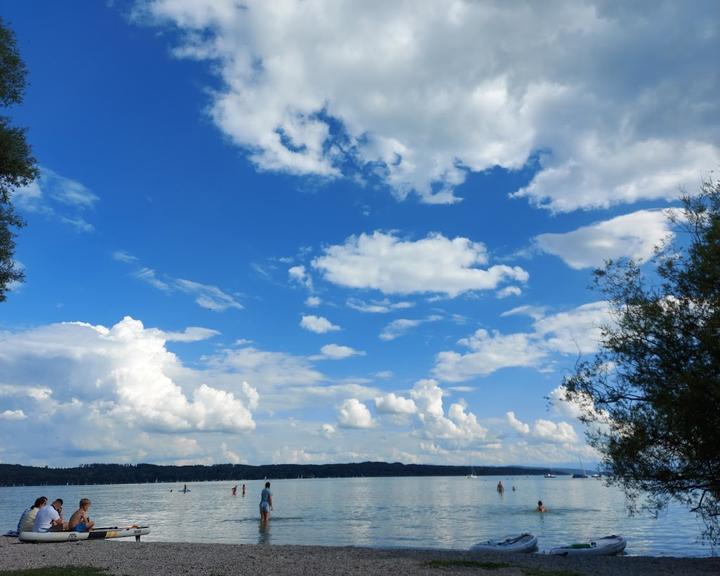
[0,476,713,556]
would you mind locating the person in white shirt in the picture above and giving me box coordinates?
[16,496,47,533]
[32,498,67,532]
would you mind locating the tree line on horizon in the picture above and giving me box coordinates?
[0,462,562,486]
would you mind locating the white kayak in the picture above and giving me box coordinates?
[549,535,626,556]
[19,526,150,543]
[471,533,538,553]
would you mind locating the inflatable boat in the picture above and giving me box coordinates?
[19,525,150,543]
[548,534,626,556]
[471,533,538,553]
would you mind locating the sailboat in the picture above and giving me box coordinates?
[572,458,589,478]
[466,466,478,479]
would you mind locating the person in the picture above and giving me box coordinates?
[16,497,47,534]
[33,498,67,532]
[259,481,273,522]
[232,485,237,496]
[536,500,547,513]
[242,484,246,497]
[496,480,504,494]
[68,498,95,532]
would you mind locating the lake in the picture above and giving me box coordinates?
[0,476,714,556]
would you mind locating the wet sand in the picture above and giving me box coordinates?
[1,536,718,575]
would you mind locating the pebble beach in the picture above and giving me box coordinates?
[1,537,718,576]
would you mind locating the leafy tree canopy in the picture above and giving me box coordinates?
[0,16,37,301]
[564,178,720,544]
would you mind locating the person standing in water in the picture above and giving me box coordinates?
[536,500,547,512]
[496,480,504,494]
[242,484,246,497]
[259,481,273,522]
[232,485,237,496]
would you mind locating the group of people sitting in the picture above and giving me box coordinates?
[17,496,95,533]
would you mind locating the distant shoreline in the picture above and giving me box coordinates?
[0,462,580,487]
[1,538,718,575]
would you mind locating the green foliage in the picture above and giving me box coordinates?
[0,16,36,301]
[564,179,720,543]
[0,568,107,576]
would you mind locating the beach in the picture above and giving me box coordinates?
[1,537,718,576]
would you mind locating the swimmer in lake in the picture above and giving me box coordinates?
[536,500,547,512]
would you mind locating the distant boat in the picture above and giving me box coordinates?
[544,473,556,478]
[573,458,589,478]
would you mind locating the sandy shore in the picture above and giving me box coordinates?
[1,537,718,576]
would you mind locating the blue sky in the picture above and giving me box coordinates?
[1,0,717,467]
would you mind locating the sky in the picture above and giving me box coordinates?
[0,0,718,468]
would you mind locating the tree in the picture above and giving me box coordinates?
[0,17,37,301]
[563,178,720,544]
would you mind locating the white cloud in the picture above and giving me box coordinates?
[161,326,220,343]
[506,411,530,434]
[434,331,545,381]
[305,296,321,308]
[139,0,719,208]
[496,286,522,299]
[134,267,172,291]
[536,209,677,269]
[532,419,578,443]
[175,278,244,311]
[374,393,417,415]
[346,297,414,314]
[314,231,527,297]
[116,255,243,312]
[0,317,257,435]
[300,314,341,333]
[289,265,313,290]
[13,167,98,232]
[379,318,421,342]
[337,398,374,429]
[316,343,365,360]
[0,384,52,401]
[0,409,27,421]
[409,379,487,444]
[434,301,610,381]
[112,250,138,263]
[321,423,337,438]
[506,410,578,444]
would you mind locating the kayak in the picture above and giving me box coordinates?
[549,535,626,556]
[19,526,150,543]
[471,533,538,553]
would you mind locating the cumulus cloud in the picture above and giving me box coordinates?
[289,265,314,290]
[374,393,417,415]
[0,317,258,435]
[300,314,341,333]
[410,379,487,444]
[139,0,719,207]
[506,411,530,434]
[315,344,365,360]
[337,398,374,429]
[0,409,27,421]
[434,301,610,381]
[305,296,321,307]
[313,231,528,297]
[536,209,678,269]
[506,411,578,444]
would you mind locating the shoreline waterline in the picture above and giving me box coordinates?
[1,538,719,576]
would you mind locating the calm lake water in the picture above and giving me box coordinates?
[0,476,714,556]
